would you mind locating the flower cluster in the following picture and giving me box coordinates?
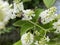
[21,31,50,45]
[21,32,34,45]
[22,9,35,20]
[34,36,50,45]
[39,7,57,24]
[39,6,60,34]
[13,1,24,17]
[53,19,60,33]
[0,0,13,29]
[0,0,35,29]
[13,0,35,20]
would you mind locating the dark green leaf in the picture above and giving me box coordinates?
[13,20,34,35]
[20,21,34,35]
[13,20,28,27]
[13,40,22,45]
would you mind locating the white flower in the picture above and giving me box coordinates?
[45,36,50,42]
[39,7,57,24]
[0,0,13,29]
[11,2,24,18]
[22,9,35,20]
[34,41,39,45]
[13,2,24,13]
[53,19,60,33]
[21,32,34,45]
[10,9,17,19]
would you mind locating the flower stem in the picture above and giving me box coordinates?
[28,20,46,30]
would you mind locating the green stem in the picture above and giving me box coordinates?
[28,20,46,30]
[28,20,48,37]
[44,30,47,37]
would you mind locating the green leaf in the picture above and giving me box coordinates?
[23,0,31,2]
[20,21,34,35]
[13,20,34,35]
[13,20,28,27]
[32,8,44,22]
[43,0,56,8]
[13,40,22,45]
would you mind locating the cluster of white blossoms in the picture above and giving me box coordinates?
[53,19,60,33]
[0,0,35,29]
[22,9,35,20]
[10,0,24,19]
[13,0,35,20]
[39,7,58,24]
[34,36,50,45]
[0,0,14,29]
[21,32,34,45]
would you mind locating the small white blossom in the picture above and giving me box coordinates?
[21,32,34,45]
[34,41,39,45]
[39,7,57,24]
[22,9,35,20]
[45,36,50,42]
[53,19,60,33]
[11,2,24,18]
[13,2,24,13]
[10,9,17,19]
